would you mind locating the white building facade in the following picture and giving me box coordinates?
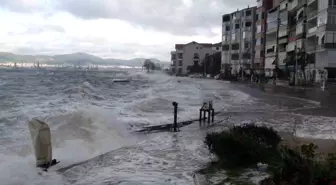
[306,0,336,80]
[221,7,257,75]
[170,41,216,76]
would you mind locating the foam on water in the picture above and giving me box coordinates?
[2,69,331,185]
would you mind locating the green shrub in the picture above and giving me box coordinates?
[205,124,336,185]
[205,124,281,168]
[269,144,336,185]
[231,124,281,149]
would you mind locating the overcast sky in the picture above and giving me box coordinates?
[0,0,255,60]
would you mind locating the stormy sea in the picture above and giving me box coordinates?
[0,68,335,185]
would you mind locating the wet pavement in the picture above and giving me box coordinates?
[232,82,336,117]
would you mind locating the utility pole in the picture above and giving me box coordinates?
[239,11,243,80]
[295,44,298,85]
[275,9,280,79]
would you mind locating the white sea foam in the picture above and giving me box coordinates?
[4,69,330,185]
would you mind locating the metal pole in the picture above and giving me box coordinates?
[275,10,280,79]
[172,102,178,132]
[239,12,243,80]
[295,45,298,86]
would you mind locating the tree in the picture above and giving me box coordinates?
[143,59,155,72]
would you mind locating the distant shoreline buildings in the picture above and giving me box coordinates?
[170,0,336,83]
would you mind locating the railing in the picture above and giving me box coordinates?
[307,0,316,5]
[316,44,326,51]
[306,45,316,52]
[308,27,317,34]
[288,0,298,11]
[296,24,304,35]
[266,40,276,46]
[266,28,277,34]
[307,10,317,19]
[286,42,296,52]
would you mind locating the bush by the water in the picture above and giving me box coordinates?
[205,124,281,168]
[205,124,336,185]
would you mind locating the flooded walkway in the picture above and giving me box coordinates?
[58,80,336,185]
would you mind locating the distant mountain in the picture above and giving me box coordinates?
[0,52,168,67]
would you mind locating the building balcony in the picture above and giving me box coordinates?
[241,59,252,64]
[296,23,305,35]
[288,0,298,11]
[278,28,288,38]
[266,28,277,34]
[231,49,240,54]
[266,40,277,46]
[307,0,316,5]
[243,15,253,21]
[307,10,317,20]
[279,38,288,44]
[305,45,316,53]
[266,52,276,57]
[286,41,296,52]
[296,39,305,49]
[316,44,326,52]
[278,52,287,65]
[280,1,288,11]
[307,27,317,35]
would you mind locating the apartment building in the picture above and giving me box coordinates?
[255,0,273,72]
[265,0,281,76]
[305,0,336,80]
[170,41,216,76]
[221,6,257,75]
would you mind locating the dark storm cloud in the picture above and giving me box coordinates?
[55,0,230,35]
[0,0,256,36]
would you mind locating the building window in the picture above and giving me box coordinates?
[244,42,250,49]
[223,15,231,22]
[245,22,252,27]
[242,53,251,59]
[260,50,264,57]
[225,25,230,31]
[178,68,182,74]
[235,24,240,29]
[266,46,275,54]
[216,47,219,50]
[329,0,334,6]
[222,45,230,51]
[246,10,252,16]
[179,60,183,66]
[257,25,261,33]
[232,43,239,50]
[223,35,227,41]
[193,53,199,59]
[232,33,236,40]
[231,53,239,60]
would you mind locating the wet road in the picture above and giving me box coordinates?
[234,82,336,117]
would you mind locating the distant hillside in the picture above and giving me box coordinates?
[0,52,168,67]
